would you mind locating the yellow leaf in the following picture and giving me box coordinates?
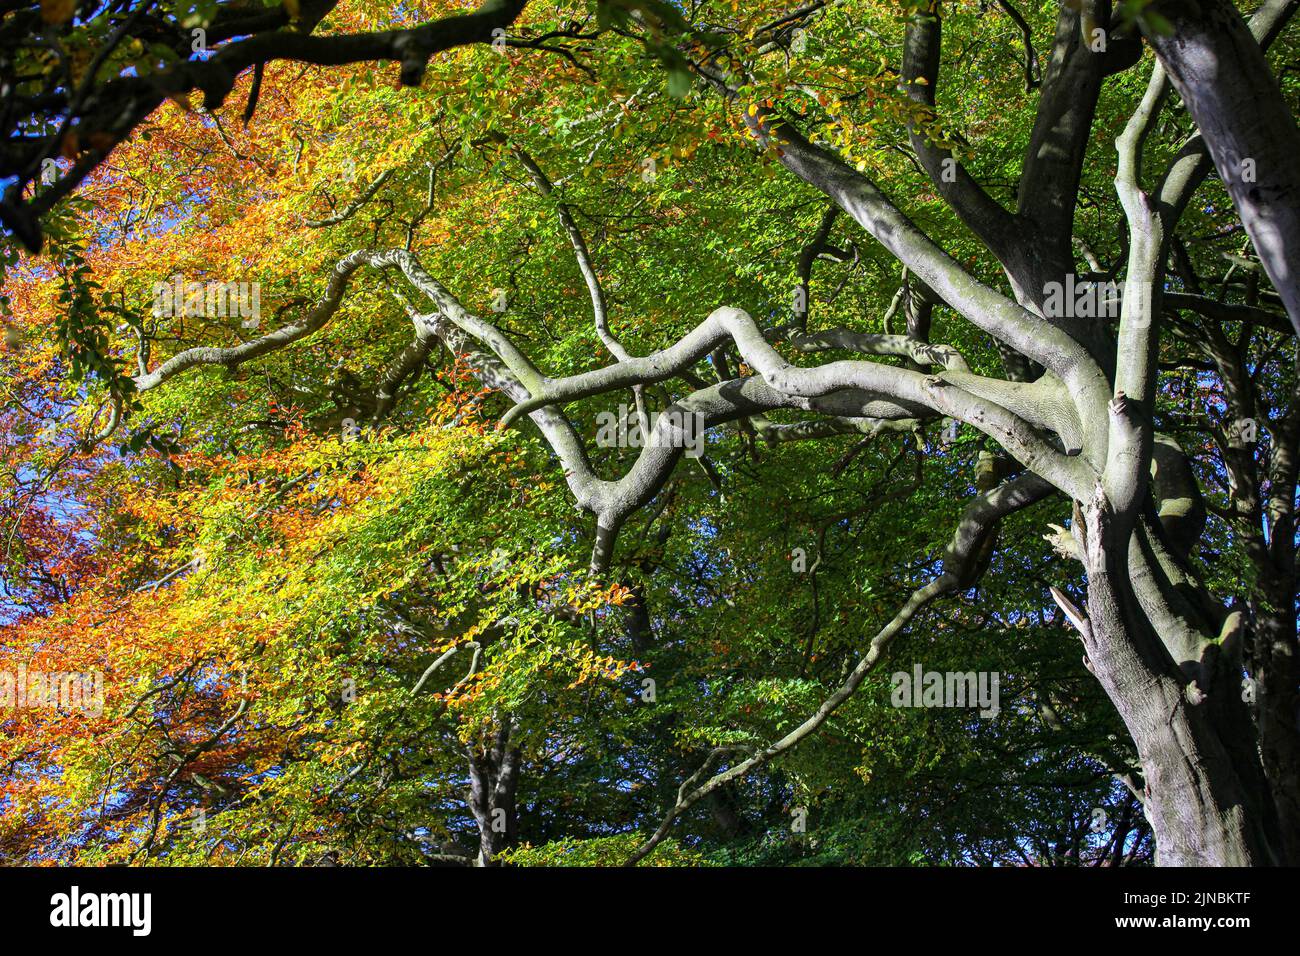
[40,0,75,24]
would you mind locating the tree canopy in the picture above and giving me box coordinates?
[1,0,1297,867]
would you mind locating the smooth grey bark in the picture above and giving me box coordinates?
[1077,491,1274,865]
[737,5,1291,862]
[1145,0,1300,334]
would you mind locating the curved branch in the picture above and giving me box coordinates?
[499,303,1090,497]
[623,470,1057,865]
[509,139,650,435]
[902,3,1018,256]
[995,0,1040,91]
[133,249,1091,576]
[1,0,531,251]
[133,249,377,391]
[305,168,395,228]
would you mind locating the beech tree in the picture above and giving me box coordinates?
[2,0,1298,866]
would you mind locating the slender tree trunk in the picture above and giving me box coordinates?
[466,717,521,867]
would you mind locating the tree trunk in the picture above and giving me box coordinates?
[1078,495,1276,865]
[1145,0,1300,333]
[1253,581,1300,864]
[466,717,521,867]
